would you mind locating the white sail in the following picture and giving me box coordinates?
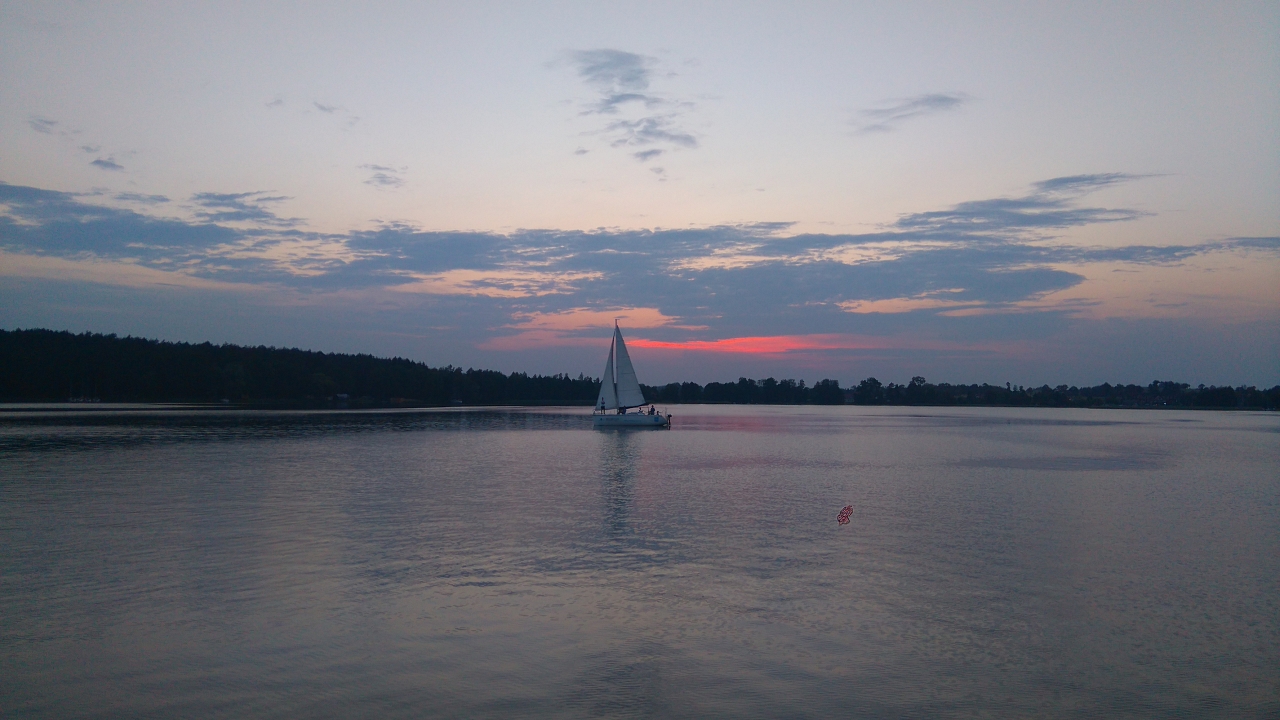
[596,341,618,410]
[612,325,647,408]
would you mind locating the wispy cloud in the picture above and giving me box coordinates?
[28,116,59,134]
[361,164,407,189]
[28,114,85,143]
[566,49,698,168]
[894,173,1146,233]
[1228,236,1280,251]
[365,173,403,188]
[854,93,967,133]
[190,191,298,226]
[1032,173,1139,195]
[390,269,604,298]
[606,117,697,149]
[572,49,651,100]
[29,115,135,171]
[90,157,124,171]
[311,101,360,128]
[482,306,691,349]
[115,192,169,204]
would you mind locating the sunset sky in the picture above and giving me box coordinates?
[2,2,1277,386]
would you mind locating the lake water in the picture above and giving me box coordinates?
[1,405,1277,718]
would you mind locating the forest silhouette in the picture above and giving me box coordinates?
[2,329,1275,410]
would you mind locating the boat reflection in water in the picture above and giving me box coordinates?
[592,322,671,428]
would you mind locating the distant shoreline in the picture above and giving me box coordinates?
[0,402,1271,414]
[3,329,1277,411]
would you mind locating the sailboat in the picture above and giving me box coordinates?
[593,322,671,428]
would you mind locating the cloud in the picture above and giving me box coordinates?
[4,174,1274,352]
[607,117,697,149]
[361,164,407,189]
[590,92,663,115]
[0,249,263,292]
[566,48,698,163]
[1032,173,1136,195]
[840,288,978,315]
[28,116,58,134]
[190,191,299,226]
[390,268,604,298]
[508,307,680,332]
[854,93,967,133]
[90,157,124,171]
[893,173,1146,234]
[365,173,404,188]
[28,115,88,143]
[28,115,125,166]
[571,49,652,95]
[114,192,170,204]
[1228,236,1280,251]
[481,306,692,349]
[310,101,359,128]
[0,182,240,262]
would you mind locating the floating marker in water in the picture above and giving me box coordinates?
[837,505,853,525]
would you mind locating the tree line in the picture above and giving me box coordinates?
[642,377,846,405]
[2,329,1275,409]
[643,376,1278,409]
[0,329,597,406]
[841,376,1280,410]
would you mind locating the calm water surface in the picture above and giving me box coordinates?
[1,405,1277,718]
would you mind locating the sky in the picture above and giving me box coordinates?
[1,1,1277,387]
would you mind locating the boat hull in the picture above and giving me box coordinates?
[593,413,670,428]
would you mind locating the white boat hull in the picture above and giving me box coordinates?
[593,413,670,428]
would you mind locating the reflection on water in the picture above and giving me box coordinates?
[1,405,1277,719]
[600,431,637,541]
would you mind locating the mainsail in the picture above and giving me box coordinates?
[595,323,648,411]
[596,341,618,410]
[612,325,647,408]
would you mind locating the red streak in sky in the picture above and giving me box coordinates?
[628,334,883,354]
[627,333,1023,357]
